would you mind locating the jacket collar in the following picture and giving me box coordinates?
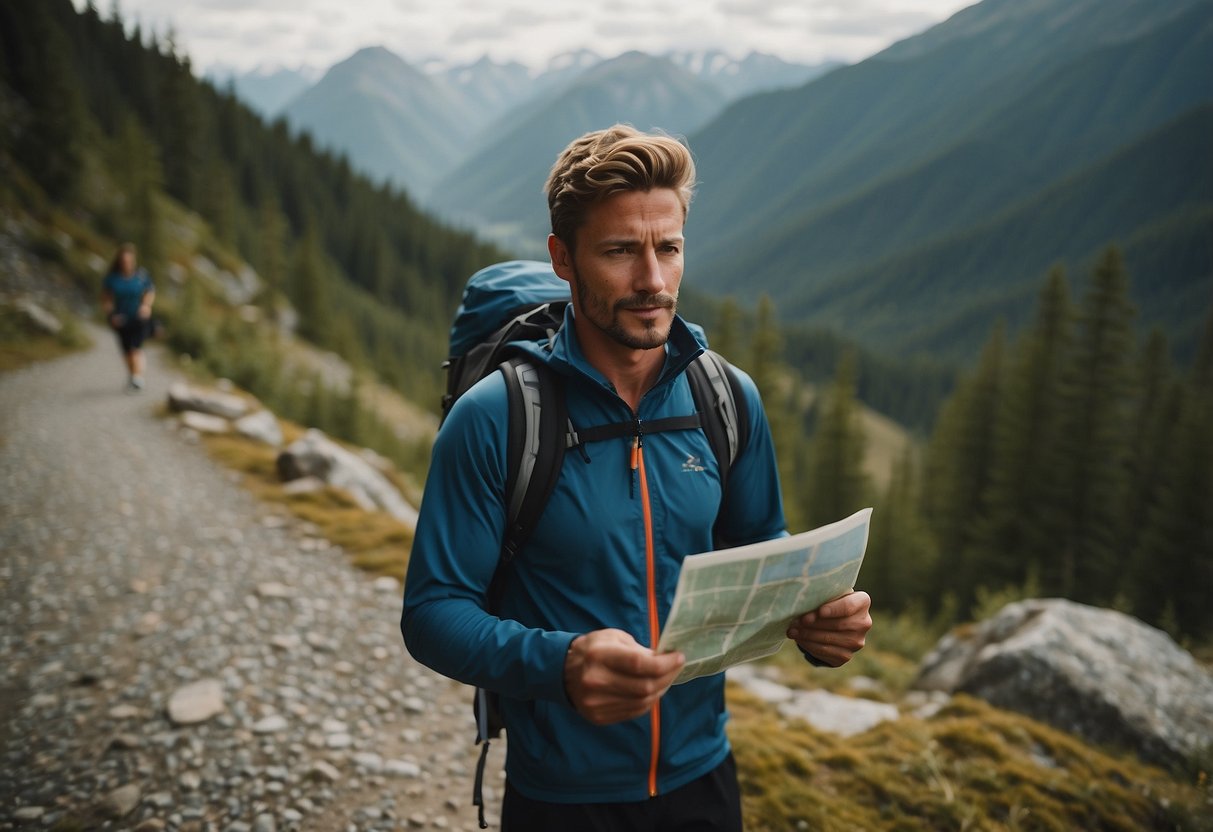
[516,304,707,397]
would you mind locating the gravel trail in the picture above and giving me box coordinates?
[1,332,500,831]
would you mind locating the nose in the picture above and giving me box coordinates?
[633,247,666,295]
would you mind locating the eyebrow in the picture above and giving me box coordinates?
[600,236,685,248]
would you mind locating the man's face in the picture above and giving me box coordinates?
[550,188,684,355]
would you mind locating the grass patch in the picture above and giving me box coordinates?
[197,428,413,580]
[0,304,91,372]
[728,689,1212,831]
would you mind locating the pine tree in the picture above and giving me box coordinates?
[865,446,936,612]
[1131,309,1213,636]
[1053,247,1137,602]
[923,323,1006,611]
[804,351,871,529]
[291,225,331,345]
[971,269,1074,589]
[2,0,90,201]
[712,297,742,360]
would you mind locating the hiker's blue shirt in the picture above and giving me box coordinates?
[402,309,787,803]
[103,268,153,320]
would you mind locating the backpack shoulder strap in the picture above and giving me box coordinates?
[687,349,750,483]
[497,354,568,565]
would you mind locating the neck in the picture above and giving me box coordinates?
[572,318,665,413]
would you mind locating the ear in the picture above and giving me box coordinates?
[548,234,575,284]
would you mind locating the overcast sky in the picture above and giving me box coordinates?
[78,0,975,75]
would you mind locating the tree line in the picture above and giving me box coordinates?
[742,250,1211,642]
[0,0,506,408]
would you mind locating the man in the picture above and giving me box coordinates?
[402,125,872,831]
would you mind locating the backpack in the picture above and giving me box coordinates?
[443,260,750,828]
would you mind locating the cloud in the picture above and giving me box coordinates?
[94,0,972,74]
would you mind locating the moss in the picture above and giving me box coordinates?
[198,430,412,579]
[727,688,1210,831]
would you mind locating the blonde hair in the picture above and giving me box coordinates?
[544,124,696,249]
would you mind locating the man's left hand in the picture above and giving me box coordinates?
[786,590,872,667]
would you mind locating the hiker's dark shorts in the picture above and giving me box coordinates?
[114,318,148,352]
[501,751,742,832]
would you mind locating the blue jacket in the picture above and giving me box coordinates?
[401,309,786,803]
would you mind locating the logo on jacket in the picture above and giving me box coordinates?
[682,454,706,473]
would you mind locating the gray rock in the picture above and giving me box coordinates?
[12,806,45,821]
[167,678,226,725]
[180,410,230,434]
[282,476,325,496]
[253,714,289,734]
[253,814,276,832]
[307,760,341,782]
[912,598,1213,769]
[276,429,418,528]
[234,410,283,447]
[98,783,142,818]
[13,297,62,335]
[168,382,249,420]
[778,689,899,736]
[384,759,422,778]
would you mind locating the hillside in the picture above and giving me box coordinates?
[686,0,1213,361]
[281,46,477,194]
[426,51,729,256]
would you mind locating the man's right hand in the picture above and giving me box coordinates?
[563,629,684,725]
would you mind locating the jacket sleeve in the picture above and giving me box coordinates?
[714,366,788,547]
[400,373,578,703]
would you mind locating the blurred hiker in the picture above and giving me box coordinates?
[402,125,872,831]
[101,242,155,391]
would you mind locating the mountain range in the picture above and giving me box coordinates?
[686,0,1213,359]
[225,0,1211,364]
[230,47,834,198]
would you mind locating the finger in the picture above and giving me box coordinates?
[601,644,684,679]
[815,590,871,620]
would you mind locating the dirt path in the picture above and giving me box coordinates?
[0,331,501,831]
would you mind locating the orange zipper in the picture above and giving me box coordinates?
[634,435,661,797]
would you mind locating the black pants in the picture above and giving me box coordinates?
[114,318,148,352]
[501,753,743,832]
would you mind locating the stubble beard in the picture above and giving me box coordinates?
[573,269,678,351]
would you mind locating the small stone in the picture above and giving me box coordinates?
[146,791,174,809]
[402,697,426,714]
[270,634,301,651]
[256,582,292,599]
[109,704,144,720]
[30,693,58,709]
[372,576,399,593]
[282,476,325,496]
[307,760,340,782]
[431,817,448,829]
[134,612,162,637]
[13,807,45,821]
[352,752,383,772]
[179,410,230,434]
[408,813,427,828]
[282,809,303,823]
[326,733,352,749]
[224,823,252,832]
[253,714,289,734]
[306,632,335,652]
[167,679,225,725]
[321,718,348,734]
[98,783,142,818]
[109,733,142,750]
[179,771,202,790]
[384,759,421,778]
[253,815,276,832]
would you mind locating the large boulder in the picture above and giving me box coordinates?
[912,598,1213,769]
[277,429,418,528]
[167,382,249,420]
